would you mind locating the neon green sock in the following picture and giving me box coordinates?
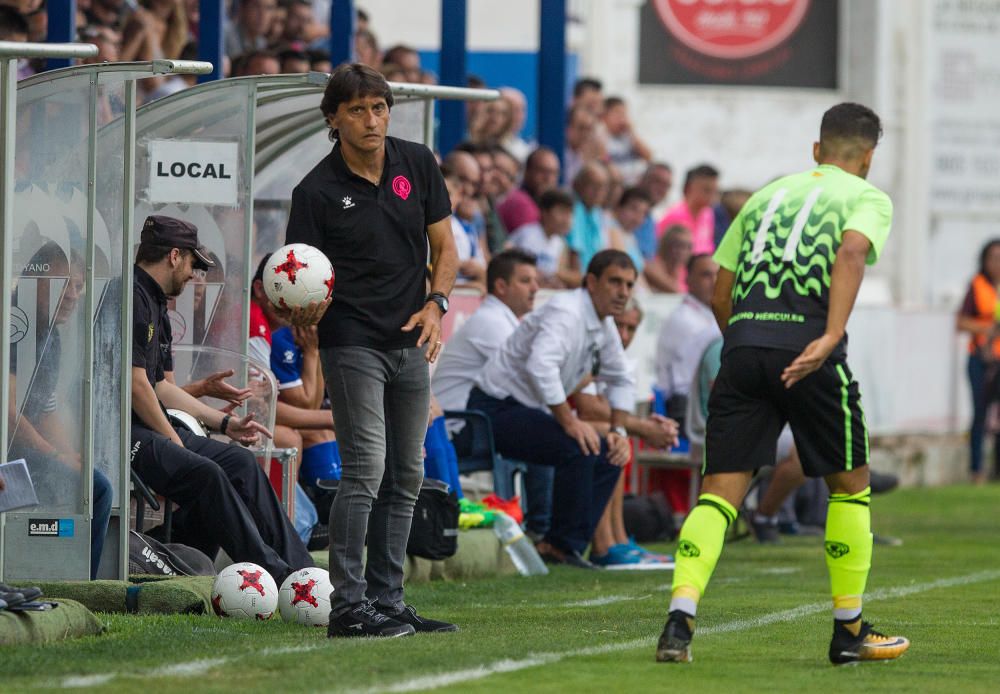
[825,486,872,621]
[670,493,737,616]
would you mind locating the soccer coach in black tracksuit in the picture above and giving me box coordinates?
[130,215,313,583]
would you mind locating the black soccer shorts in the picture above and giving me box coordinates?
[704,346,869,478]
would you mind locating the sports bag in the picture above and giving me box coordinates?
[128,530,216,576]
[406,478,460,560]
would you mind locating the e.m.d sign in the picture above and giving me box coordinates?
[148,140,239,205]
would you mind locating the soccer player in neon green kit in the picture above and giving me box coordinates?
[656,103,910,665]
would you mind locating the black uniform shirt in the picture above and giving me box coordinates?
[285,136,451,350]
[132,265,173,426]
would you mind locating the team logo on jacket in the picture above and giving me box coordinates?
[341,196,355,209]
[392,175,411,200]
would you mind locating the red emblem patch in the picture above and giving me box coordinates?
[291,579,319,608]
[237,569,265,596]
[392,175,412,200]
[273,249,308,284]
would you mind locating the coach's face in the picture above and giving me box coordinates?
[587,264,636,320]
[328,95,389,153]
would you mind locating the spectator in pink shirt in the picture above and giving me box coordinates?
[497,146,561,234]
[656,164,720,254]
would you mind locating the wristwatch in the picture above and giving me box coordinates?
[611,426,628,438]
[425,292,449,314]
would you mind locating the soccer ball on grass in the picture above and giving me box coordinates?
[211,562,278,620]
[278,567,333,626]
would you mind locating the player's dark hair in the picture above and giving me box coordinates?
[617,187,652,209]
[978,239,1000,280]
[586,249,636,282]
[573,77,602,97]
[253,254,272,284]
[320,63,394,139]
[683,164,719,191]
[487,249,536,295]
[538,188,574,211]
[820,102,883,150]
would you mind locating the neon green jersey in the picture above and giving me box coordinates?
[713,164,892,356]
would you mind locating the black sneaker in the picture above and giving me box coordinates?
[327,601,416,639]
[829,618,910,665]
[655,610,695,663]
[0,583,42,602]
[381,604,459,633]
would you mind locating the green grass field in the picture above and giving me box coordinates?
[2,484,999,693]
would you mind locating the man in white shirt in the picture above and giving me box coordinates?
[654,254,720,425]
[433,249,539,412]
[469,250,638,568]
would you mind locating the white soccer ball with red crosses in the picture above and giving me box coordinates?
[211,562,278,620]
[263,243,335,311]
[278,567,333,626]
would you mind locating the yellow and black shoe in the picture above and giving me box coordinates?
[829,618,910,664]
[655,610,695,663]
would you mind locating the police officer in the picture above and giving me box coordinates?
[130,215,313,583]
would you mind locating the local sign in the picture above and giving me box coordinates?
[147,140,239,206]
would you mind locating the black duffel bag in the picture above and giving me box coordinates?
[128,530,216,576]
[406,478,460,561]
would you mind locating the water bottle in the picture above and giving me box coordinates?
[492,512,549,576]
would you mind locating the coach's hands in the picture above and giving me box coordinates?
[402,302,444,363]
[606,432,631,467]
[278,299,331,328]
[562,418,602,457]
[782,333,841,388]
[188,369,252,407]
[641,414,680,450]
[225,412,273,447]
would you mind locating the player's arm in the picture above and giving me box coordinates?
[401,216,458,363]
[157,373,272,444]
[133,367,185,447]
[711,268,735,332]
[275,400,334,430]
[781,230,871,387]
[574,391,677,449]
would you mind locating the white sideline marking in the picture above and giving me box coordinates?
[149,657,229,677]
[562,594,652,608]
[364,569,1000,693]
[61,674,115,688]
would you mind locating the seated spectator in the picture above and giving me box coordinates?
[497,146,561,234]
[602,96,652,185]
[492,145,522,205]
[441,162,487,291]
[644,224,692,293]
[472,94,514,147]
[382,44,421,82]
[634,162,674,261]
[498,87,532,163]
[455,142,510,254]
[507,188,580,289]
[713,188,752,249]
[445,150,491,261]
[308,48,332,73]
[283,0,328,48]
[130,215,313,584]
[656,163,720,254]
[355,27,381,68]
[79,24,122,64]
[564,103,605,185]
[654,254,720,426]
[468,250,638,568]
[433,249,539,413]
[607,186,653,274]
[233,50,281,77]
[573,298,678,566]
[225,0,275,58]
[7,242,112,579]
[603,162,625,211]
[278,46,311,73]
[572,76,604,116]
[566,161,611,272]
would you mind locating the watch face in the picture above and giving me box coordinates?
[440,296,449,312]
